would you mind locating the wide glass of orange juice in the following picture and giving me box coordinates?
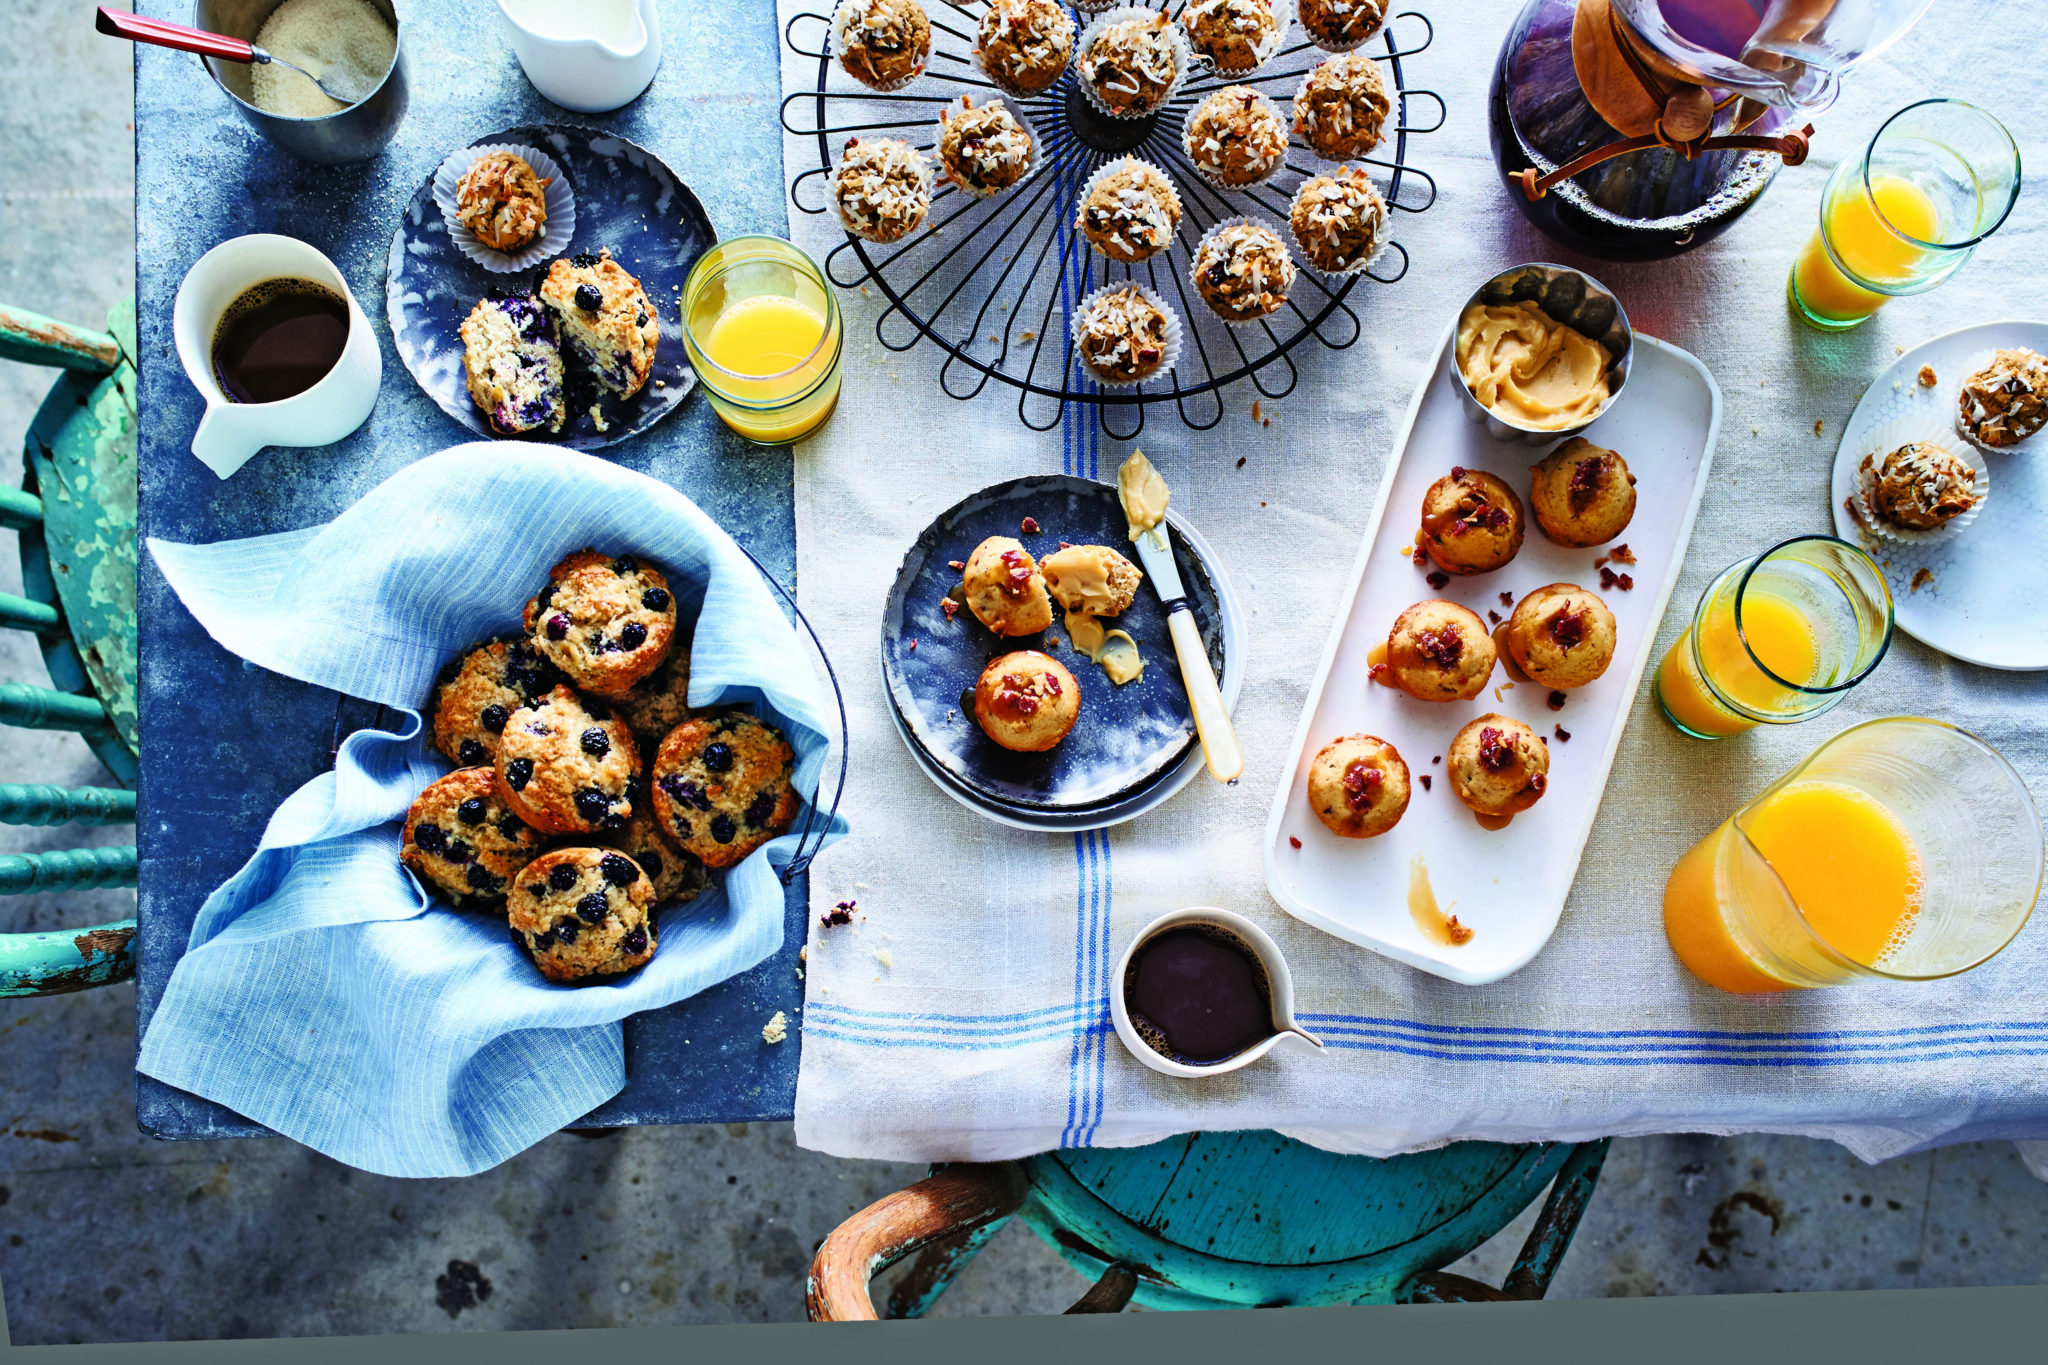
[682,236,843,445]
[1789,99,2020,330]
[1664,718,2042,994]
[1655,536,1892,740]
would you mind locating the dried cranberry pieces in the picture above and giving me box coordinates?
[576,892,610,923]
[1477,727,1514,773]
[1554,726,1571,742]
[1415,626,1463,669]
[1020,516,1039,534]
[1550,604,1587,650]
[1568,456,1606,512]
[1425,571,1450,590]
[581,727,611,757]
[1547,690,1567,711]
[1288,836,1302,849]
[547,863,579,891]
[506,758,534,791]
[1341,760,1384,811]
[600,853,637,887]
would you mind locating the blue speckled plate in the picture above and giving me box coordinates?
[882,476,1226,812]
[385,125,709,451]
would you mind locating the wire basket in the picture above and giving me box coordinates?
[784,1,1443,436]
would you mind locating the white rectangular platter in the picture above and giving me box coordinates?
[1262,324,1722,984]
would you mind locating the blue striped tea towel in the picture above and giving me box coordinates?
[138,443,843,1178]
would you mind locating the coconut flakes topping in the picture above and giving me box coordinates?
[1186,86,1289,184]
[938,97,1034,193]
[1294,52,1392,158]
[1290,167,1387,269]
[1077,160,1180,261]
[1194,222,1296,319]
[975,0,1074,90]
[832,137,933,241]
[1079,14,1180,112]
[1078,286,1171,382]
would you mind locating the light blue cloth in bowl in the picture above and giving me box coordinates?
[137,443,843,1178]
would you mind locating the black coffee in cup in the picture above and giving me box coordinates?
[211,277,349,404]
[1123,923,1275,1065]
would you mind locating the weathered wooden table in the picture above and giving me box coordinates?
[132,1,808,1137]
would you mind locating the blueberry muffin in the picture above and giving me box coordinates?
[539,249,659,402]
[455,151,551,252]
[400,767,546,910]
[974,650,1080,753]
[1307,734,1410,838]
[599,804,709,909]
[496,685,642,836]
[429,634,567,768]
[1505,584,1617,690]
[833,0,932,91]
[1530,439,1636,547]
[1419,466,1525,575]
[1447,714,1549,820]
[962,536,1055,637]
[459,294,567,437]
[608,633,695,752]
[524,549,679,696]
[508,847,658,985]
[651,711,801,870]
[1387,599,1496,702]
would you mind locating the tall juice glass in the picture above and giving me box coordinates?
[1664,718,2042,993]
[682,236,843,445]
[1790,98,2021,330]
[1655,535,1893,739]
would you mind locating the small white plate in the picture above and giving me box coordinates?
[1828,320,2048,671]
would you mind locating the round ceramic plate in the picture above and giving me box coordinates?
[881,475,1229,811]
[385,124,709,451]
[1829,320,2048,670]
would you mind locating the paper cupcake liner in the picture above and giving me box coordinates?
[1070,280,1184,390]
[1849,411,1990,545]
[1071,0,1122,11]
[972,1,1078,98]
[1076,7,1191,121]
[827,136,936,244]
[1181,0,1295,77]
[933,94,1043,202]
[1286,168,1389,277]
[830,0,930,92]
[1180,87,1290,193]
[1189,215,1298,326]
[1296,0,1390,52]
[432,142,576,274]
[1074,156,1184,264]
[1950,346,2047,455]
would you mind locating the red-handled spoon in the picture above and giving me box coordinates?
[95,6,376,105]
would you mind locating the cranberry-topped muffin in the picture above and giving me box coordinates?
[539,249,659,402]
[962,535,1055,637]
[599,804,709,909]
[429,634,567,768]
[1448,714,1549,819]
[1307,734,1410,838]
[400,767,546,910]
[1505,584,1617,690]
[496,685,642,836]
[651,711,801,870]
[1419,466,1525,575]
[1530,438,1636,547]
[459,293,566,436]
[524,549,678,696]
[973,650,1080,752]
[1386,599,1495,702]
[509,847,658,985]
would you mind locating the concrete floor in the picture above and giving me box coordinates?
[1,0,2043,1345]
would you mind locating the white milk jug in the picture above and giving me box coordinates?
[496,0,662,113]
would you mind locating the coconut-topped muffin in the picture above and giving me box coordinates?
[1075,285,1176,385]
[830,137,934,244]
[1183,86,1290,189]
[1077,11,1182,118]
[1298,0,1389,51]
[1861,442,1984,533]
[1076,158,1182,263]
[455,151,551,252]
[1181,0,1283,74]
[833,0,931,90]
[936,96,1035,199]
[1192,221,1296,322]
[1956,347,2048,449]
[975,0,1075,95]
[1294,52,1392,160]
[1288,168,1389,274]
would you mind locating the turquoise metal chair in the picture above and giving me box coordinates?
[0,300,142,997]
[808,1131,1609,1317]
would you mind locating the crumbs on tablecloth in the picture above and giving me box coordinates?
[1918,364,1938,388]
[1236,456,1246,468]
[762,1011,788,1045]
[1813,419,1824,435]
[822,899,856,928]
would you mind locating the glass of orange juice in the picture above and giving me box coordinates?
[1655,536,1891,741]
[1789,98,2021,330]
[1664,717,2042,994]
[682,236,843,445]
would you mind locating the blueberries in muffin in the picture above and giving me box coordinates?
[710,814,736,844]
[443,839,474,865]
[466,865,501,892]
[577,892,610,922]
[458,797,488,825]
[546,613,570,641]
[506,758,534,791]
[574,789,611,822]
[481,704,509,733]
[614,556,638,573]
[497,815,526,840]
[571,252,598,268]
[415,823,448,853]
[620,621,648,650]
[746,790,776,827]
[622,927,648,954]
[600,853,637,887]
[555,918,580,945]
[548,862,579,892]
[642,587,670,611]
[600,811,626,832]
[703,743,734,773]
[574,284,604,310]
[459,739,488,766]
[581,727,611,757]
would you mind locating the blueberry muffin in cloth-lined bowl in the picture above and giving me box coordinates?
[509,847,659,985]
[429,634,567,768]
[524,549,678,696]
[400,767,547,910]
[651,711,800,870]
[599,804,709,909]
[496,685,643,836]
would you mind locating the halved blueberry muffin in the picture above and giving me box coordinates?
[539,248,659,403]
[495,685,642,836]
[650,710,799,870]
[508,846,658,984]
[523,549,678,696]
[459,293,567,436]
[400,767,546,910]
[428,634,567,768]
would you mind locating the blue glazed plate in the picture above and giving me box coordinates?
[384,124,708,452]
[881,476,1227,812]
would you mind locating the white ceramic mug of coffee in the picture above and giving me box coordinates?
[172,234,381,479]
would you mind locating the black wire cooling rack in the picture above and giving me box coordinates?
[783,1,1443,436]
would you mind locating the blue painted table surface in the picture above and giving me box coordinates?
[132,0,807,1139]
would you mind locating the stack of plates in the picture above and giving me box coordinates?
[881,475,1244,832]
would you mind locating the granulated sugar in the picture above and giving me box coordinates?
[250,0,396,118]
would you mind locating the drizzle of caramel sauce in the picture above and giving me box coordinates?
[1474,811,1513,831]
[1408,854,1474,946]
[1365,640,1395,687]
[1492,621,1532,682]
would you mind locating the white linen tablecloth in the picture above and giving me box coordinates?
[780,0,2048,1163]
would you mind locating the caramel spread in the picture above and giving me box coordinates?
[1117,448,1170,541]
[1066,608,1107,656]
[1043,544,1129,614]
[1456,300,1611,431]
[1407,854,1473,947]
[1098,630,1145,684]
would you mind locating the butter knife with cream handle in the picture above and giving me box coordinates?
[1117,451,1243,784]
